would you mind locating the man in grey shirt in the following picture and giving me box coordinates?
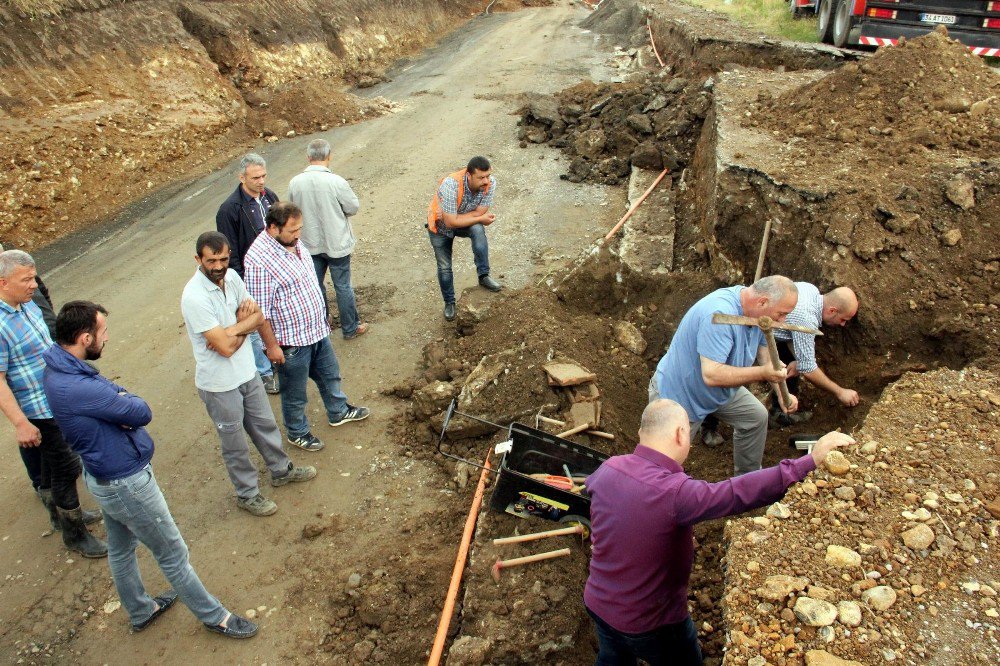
[288,139,369,339]
[181,231,317,517]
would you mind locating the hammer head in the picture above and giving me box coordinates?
[491,559,503,583]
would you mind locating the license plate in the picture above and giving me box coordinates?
[920,13,956,24]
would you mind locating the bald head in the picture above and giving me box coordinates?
[822,287,858,327]
[639,399,692,462]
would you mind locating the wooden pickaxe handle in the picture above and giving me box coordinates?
[492,525,584,546]
[762,328,793,411]
[491,548,572,582]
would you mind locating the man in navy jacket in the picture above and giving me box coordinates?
[43,301,258,638]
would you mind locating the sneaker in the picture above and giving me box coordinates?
[444,302,456,321]
[343,322,370,340]
[236,494,277,517]
[701,429,725,448]
[271,465,317,487]
[261,374,279,395]
[287,432,325,451]
[478,275,502,292]
[329,405,370,427]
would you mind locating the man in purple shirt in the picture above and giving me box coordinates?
[584,399,853,664]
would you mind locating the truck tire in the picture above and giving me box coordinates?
[816,0,835,43]
[832,0,853,48]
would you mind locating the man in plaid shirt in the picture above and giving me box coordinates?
[771,283,859,424]
[244,203,370,451]
[0,250,106,558]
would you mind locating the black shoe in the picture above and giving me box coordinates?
[57,506,108,558]
[444,302,456,321]
[329,405,370,427]
[131,591,178,632]
[205,613,259,639]
[479,275,502,292]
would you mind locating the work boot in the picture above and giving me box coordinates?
[478,275,502,292]
[57,506,108,558]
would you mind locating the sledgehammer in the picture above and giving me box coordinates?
[711,313,822,412]
[491,547,572,583]
[492,524,586,546]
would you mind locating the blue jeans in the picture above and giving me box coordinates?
[83,465,227,627]
[587,608,702,666]
[312,254,360,337]
[427,224,491,305]
[249,331,273,379]
[275,337,349,439]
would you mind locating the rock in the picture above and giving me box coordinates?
[805,650,865,666]
[446,636,492,665]
[352,639,375,662]
[932,95,971,113]
[301,523,325,539]
[901,524,935,550]
[455,302,485,336]
[826,545,862,568]
[346,572,362,589]
[944,175,975,210]
[630,142,662,170]
[837,600,862,627]
[412,380,456,418]
[862,585,897,611]
[527,96,561,125]
[940,228,962,247]
[459,351,515,408]
[574,129,607,159]
[758,574,809,601]
[625,113,653,134]
[766,502,792,519]
[824,451,851,476]
[834,486,856,501]
[985,499,1000,520]
[793,597,838,627]
[613,321,646,355]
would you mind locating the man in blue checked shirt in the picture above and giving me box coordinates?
[0,250,107,558]
[426,156,502,321]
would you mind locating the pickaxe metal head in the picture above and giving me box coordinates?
[711,312,822,336]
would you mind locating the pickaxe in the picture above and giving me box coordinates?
[492,524,587,546]
[711,313,822,412]
[491,547,571,582]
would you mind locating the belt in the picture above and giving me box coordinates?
[93,477,112,486]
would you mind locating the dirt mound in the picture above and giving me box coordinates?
[721,367,1000,665]
[518,74,711,184]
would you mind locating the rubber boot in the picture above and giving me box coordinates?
[57,506,108,558]
[37,488,61,532]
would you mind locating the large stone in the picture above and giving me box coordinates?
[630,142,663,170]
[901,523,936,550]
[766,502,792,519]
[613,321,647,355]
[447,636,493,665]
[626,113,653,134]
[794,597,838,627]
[574,128,607,160]
[837,600,862,627]
[805,650,865,666]
[412,380,457,418]
[526,95,561,125]
[825,545,862,568]
[862,585,897,611]
[758,575,809,601]
[944,175,975,210]
[459,351,515,408]
[824,451,851,476]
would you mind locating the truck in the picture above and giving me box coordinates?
[790,0,999,56]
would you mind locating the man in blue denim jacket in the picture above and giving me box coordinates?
[42,301,258,639]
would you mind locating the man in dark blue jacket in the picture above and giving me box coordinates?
[216,152,280,394]
[42,301,258,639]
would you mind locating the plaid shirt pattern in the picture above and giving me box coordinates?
[773,282,823,374]
[435,173,496,238]
[0,300,53,419]
[244,232,330,347]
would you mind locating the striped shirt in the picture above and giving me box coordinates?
[773,282,823,374]
[0,299,54,419]
[434,173,496,238]
[243,232,330,347]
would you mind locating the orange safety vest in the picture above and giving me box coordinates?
[426,169,491,234]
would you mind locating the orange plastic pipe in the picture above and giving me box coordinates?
[647,19,666,68]
[602,168,670,243]
[428,453,492,666]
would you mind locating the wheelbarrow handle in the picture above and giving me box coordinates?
[436,399,506,473]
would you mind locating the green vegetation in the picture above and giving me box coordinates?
[681,0,819,43]
[3,0,72,18]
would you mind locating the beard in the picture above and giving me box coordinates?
[85,340,104,361]
[277,236,297,248]
[201,266,227,282]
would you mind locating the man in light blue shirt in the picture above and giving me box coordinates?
[649,276,799,475]
[181,232,316,517]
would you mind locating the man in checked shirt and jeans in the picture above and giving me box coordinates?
[426,156,502,321]
[584,399,854,664]
[244,202,370,452]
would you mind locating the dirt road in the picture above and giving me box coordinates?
[0,3,622,663]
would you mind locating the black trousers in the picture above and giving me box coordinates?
[19,444,42,489]
[27,418,82,510]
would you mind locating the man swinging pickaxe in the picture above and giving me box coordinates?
[712,313,823,413]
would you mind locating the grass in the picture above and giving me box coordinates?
[3,0,73,18]
[680,0,820,43]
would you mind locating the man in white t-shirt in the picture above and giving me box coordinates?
[181,231,316,517]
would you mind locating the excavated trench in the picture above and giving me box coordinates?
[417,1,998,664]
